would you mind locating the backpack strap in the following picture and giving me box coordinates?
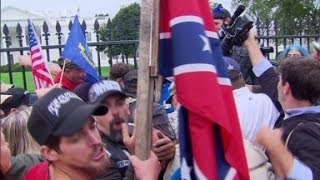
[285,122,320,148]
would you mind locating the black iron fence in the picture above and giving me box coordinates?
[256,17,320,60]
[1,18,139,90]
[1,16,319,90]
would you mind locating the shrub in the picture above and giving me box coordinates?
[0,63,31,73]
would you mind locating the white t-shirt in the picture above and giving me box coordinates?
[233,86,280,142]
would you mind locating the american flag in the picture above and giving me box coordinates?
[159,0,250,179]
[28,20,53,89]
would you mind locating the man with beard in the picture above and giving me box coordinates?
[54,57,86,91]
[89,80,174,179]
[88,80,134,179]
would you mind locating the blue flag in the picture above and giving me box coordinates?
[63,15,99,83]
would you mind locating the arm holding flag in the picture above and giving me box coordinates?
[18,55,61,76]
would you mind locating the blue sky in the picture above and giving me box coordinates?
[1,0,232,18]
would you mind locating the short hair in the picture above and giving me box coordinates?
[283,44,310,58]
[44,135,62,154]
[109,63,130,80]
[57,57,82,71]
[1,105,40,156]
[278,57,320,104]
[228,70,245,89]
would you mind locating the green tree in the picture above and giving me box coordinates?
[98,3,140,61]
[232,0,320,35]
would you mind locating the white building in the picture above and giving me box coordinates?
[1,6,110,66]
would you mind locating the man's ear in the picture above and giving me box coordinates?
[40,145,59,161]
[283,82,291,95]
[116,78,125,88]
[9,108,18,114]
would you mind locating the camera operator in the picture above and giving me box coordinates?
[215,5,260,86]
[212,4,232,31]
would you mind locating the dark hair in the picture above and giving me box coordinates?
[44,135,62,154]
[228,70,245,89]
[278,57,320,104]
[109,63,130,80]
[228,70,242,82]
[57,57,81,71]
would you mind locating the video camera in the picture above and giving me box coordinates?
[219,5,254,56]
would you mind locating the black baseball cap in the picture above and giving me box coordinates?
[88,80,127,104]
[74,82,93,102]
[213,6,231,20]
[27,88,108,145]
[0,88,29,112]
[123,69,138,98]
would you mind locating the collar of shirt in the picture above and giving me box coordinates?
[233,86,250,97]
[284,105,320,120]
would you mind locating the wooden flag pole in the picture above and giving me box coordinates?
[135,0,160,160]
[154,75,163,103]
[150,0,162,103]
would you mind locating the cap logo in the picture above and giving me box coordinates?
[89,80,121,102]
[48,92,81,117]
[227,64,234,70]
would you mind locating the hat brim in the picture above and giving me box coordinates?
[96,90,127,104]
[52,104,108,136]
[0,95,12,105]
[1,83,13,93]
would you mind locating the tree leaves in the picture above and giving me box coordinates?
[98,3,140,60]
[232,0,320,35]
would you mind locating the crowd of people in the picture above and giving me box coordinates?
[1,4,320,180]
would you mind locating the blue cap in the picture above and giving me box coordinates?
[223,57,241,72]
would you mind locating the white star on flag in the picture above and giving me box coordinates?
[200,35,212,52]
